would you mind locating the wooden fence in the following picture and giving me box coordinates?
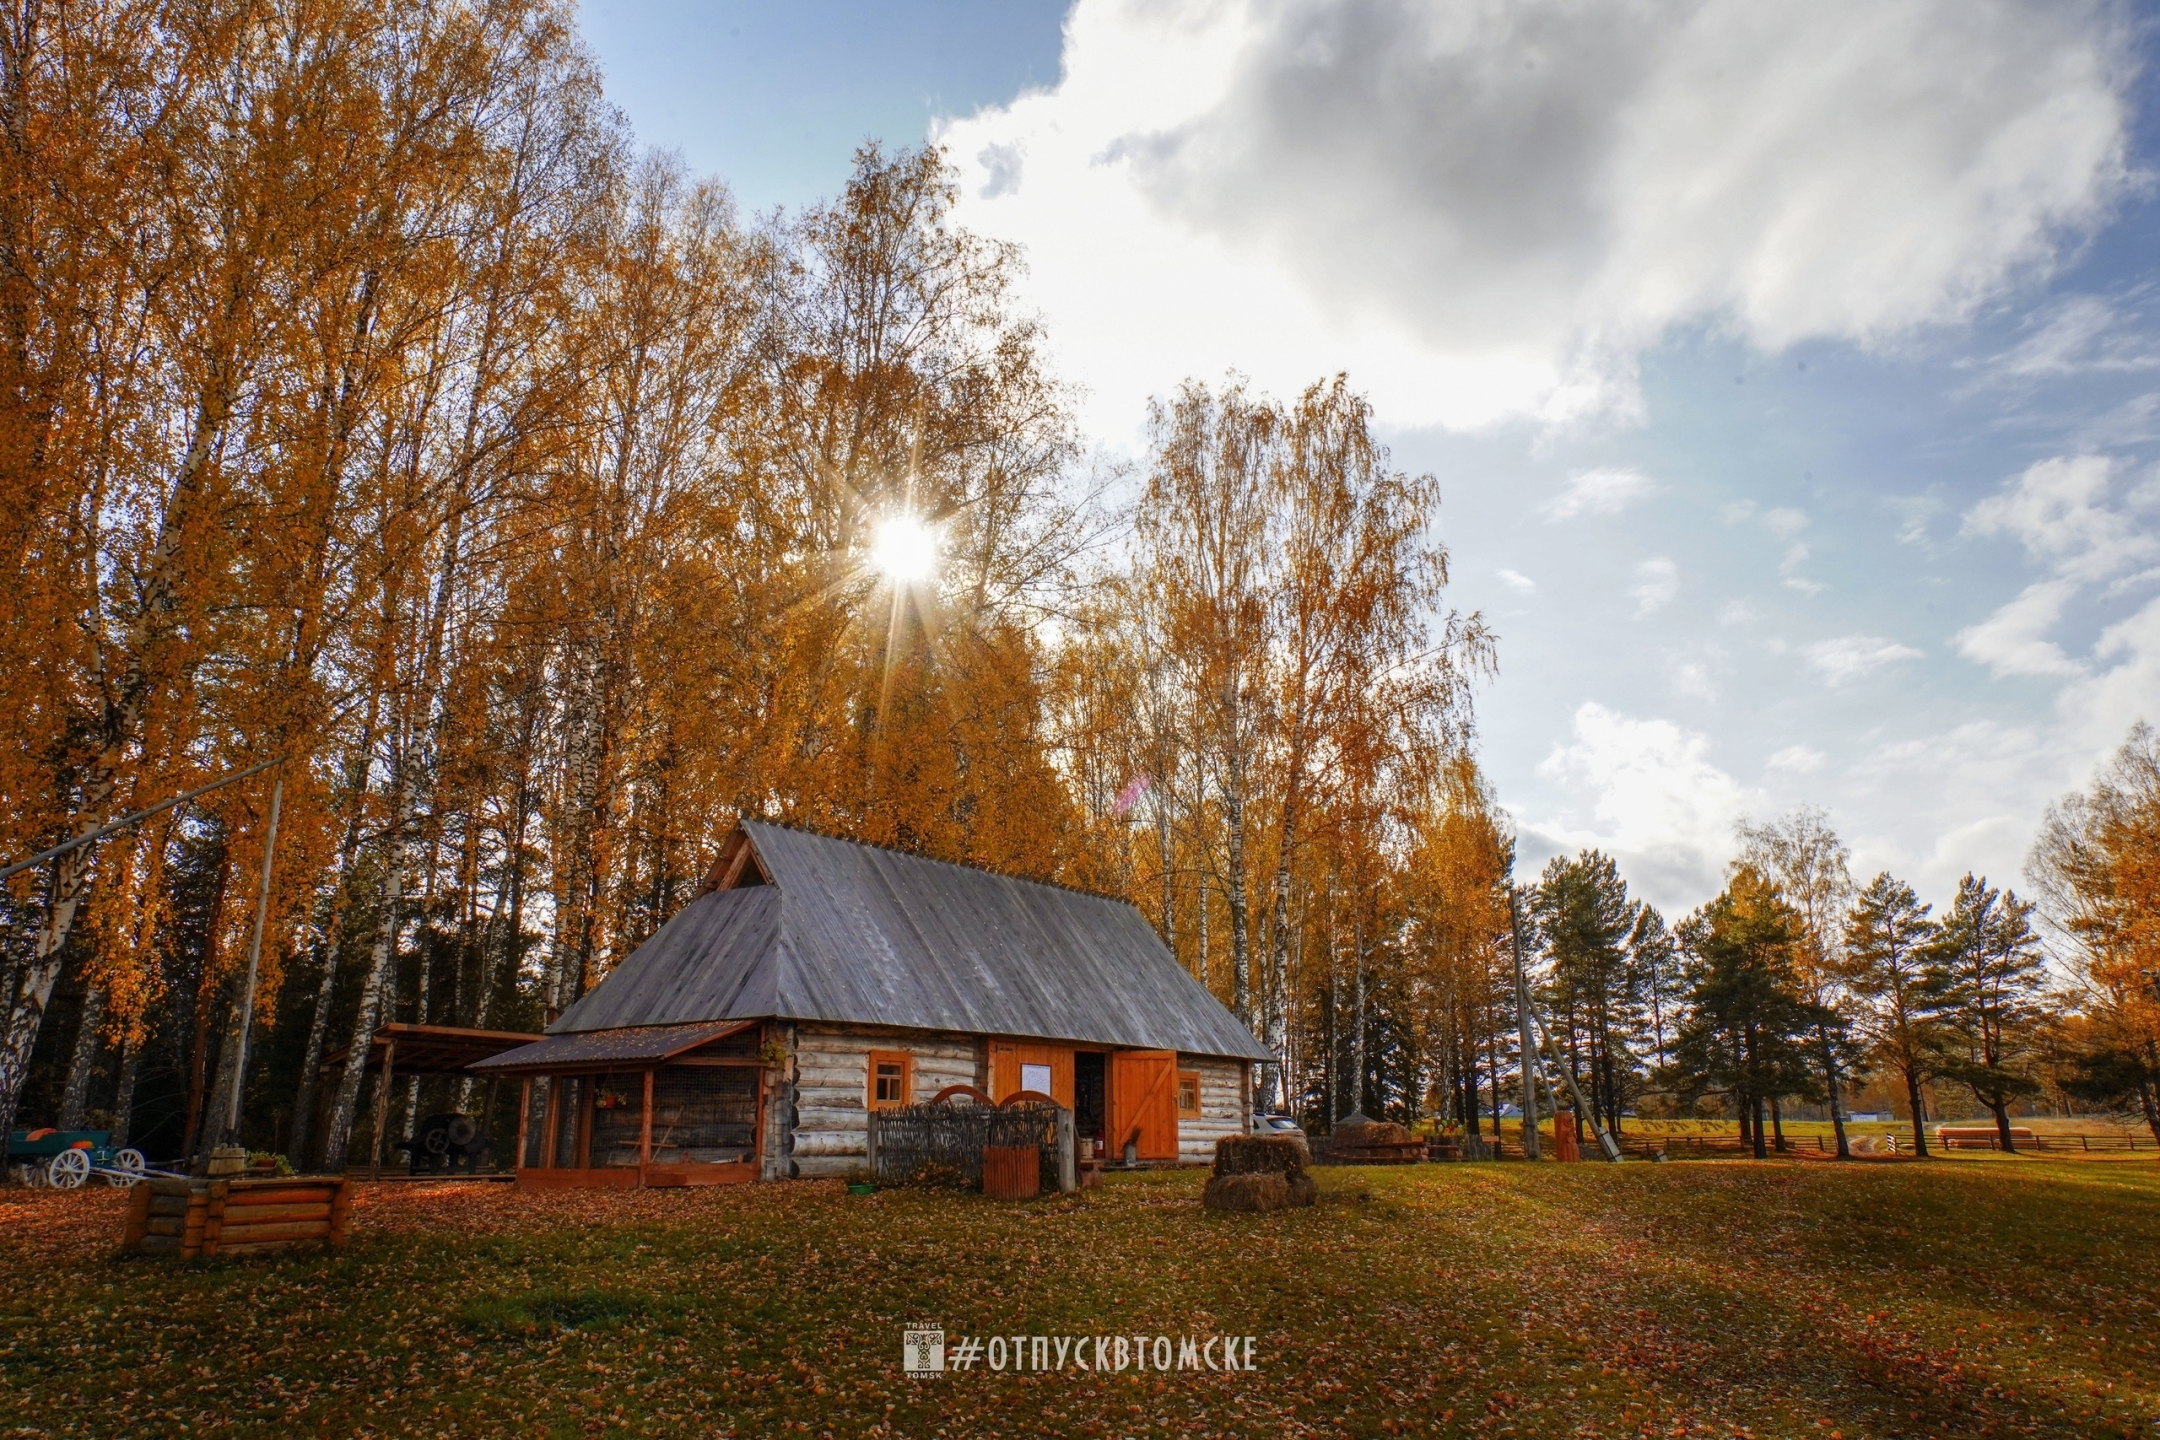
[868,1101,1071,1190]
[1455,1131,2152,1160]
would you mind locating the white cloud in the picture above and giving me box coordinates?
[1963,454,2160,583]
[1542,466,1658,521]
[1497,567,1538,594]
[1992,294,2160,379]
[1631,557,1678,615]
[941,0,2132,433]
[2077,595,2160,752]
[1889,492,1943,549]
[1805,634,1924,686]
[1717,599,1757,627]
[1953,579,2083,678]
[1779,542,1824,596]
[1525,702,1761,909]
[1761,507,1809,539]
[1766,745,1826,774]
[1674,662,1718,702]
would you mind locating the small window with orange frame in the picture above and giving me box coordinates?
[1177,1071,1201,1118]
[868,1050,913,1110]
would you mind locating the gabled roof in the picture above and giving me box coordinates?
[544,820,1270,1061]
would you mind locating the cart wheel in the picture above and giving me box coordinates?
[48,1149,90,1189]
[115,1148,146,1177]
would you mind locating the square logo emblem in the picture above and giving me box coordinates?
[903,1327,945,1375]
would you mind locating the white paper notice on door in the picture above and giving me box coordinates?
[1021,1063,1052,1095]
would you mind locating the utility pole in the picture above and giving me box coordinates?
[224,774,285,1144]
[1508,887,1540,1160]
[1529,1006,1624,1163]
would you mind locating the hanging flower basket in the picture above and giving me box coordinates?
[594,1091,630,1111]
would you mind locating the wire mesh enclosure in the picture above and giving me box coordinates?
[551,1078,585,1169]
[869,1101,1061,1187]
[589,1073,644,1168]
[650,1065,758,1164]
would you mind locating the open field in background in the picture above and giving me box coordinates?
[1448,1115,2150,1139]
[4,1158,2157,1439]
[1425,1115,2157,1158]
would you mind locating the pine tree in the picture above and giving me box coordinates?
[1929,874,2049,1152]
[1671,868,1828,1158]
[1843,872,1947,1156]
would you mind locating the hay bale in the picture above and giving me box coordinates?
[1203,1141,1318,1212]
[1204,1173,1285,1211]
[1322,1111,1425,1164]
[1212,1134,1311,1176]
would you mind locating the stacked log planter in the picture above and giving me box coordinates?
[123,1176,353,1259]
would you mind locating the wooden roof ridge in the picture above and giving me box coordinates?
[736,817,1134,908]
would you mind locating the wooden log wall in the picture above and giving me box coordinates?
[121,1176,353,1259]
[1177,1055,1249,1165]
[789,1027,981,1179]
[761,1022,795,1182]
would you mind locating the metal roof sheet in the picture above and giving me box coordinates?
[470,1020,753,1073]
[322,1023,544,1076]
[546,821,1270,1061]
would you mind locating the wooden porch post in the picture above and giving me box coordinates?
[640,1070,654,1171]
[515,1078,532,1171]
[368,1038,397,1176]
[754,1067,768,1180]
[542,1081,561,1171]
[574,1085,592,1169]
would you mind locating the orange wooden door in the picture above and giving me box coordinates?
[1108,1050,1179,1160]
[989,1042,1074,1107]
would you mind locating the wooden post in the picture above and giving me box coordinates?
[542,1081,561,1171]
[181,1186,209,1259]
[515,1078,532,1171]
[368,1037,397,1176]
[122,1180,153,1250]
[640,1070,654,1171]
[1056,1107,1077,1194]
[200,1180,231,1258]
[755,1066,768,1180]
[327,1178,353,1248]
[866,1104,880,1183]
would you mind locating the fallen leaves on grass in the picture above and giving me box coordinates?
[1,1161,2156,1438]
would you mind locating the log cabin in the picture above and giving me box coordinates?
[471,820,1270,1188]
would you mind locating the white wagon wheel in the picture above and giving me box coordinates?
[100,1149,146,1185]
[47,1149,91,1189]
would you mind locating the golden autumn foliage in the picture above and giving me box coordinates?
[2031,723,2160,1134]
[0,0,1503,1162]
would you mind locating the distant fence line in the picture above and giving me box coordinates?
[1459,1130,2151,1160]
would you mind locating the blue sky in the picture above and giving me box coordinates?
[578,0,2160,916]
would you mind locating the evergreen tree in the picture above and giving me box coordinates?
[1671,867,1828,1159]
[1843,872,1947,1156]
[1929,874,2049,1152]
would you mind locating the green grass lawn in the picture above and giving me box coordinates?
[3,1156,2156,1438]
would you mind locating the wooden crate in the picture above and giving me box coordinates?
[123,1176,353,1259]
